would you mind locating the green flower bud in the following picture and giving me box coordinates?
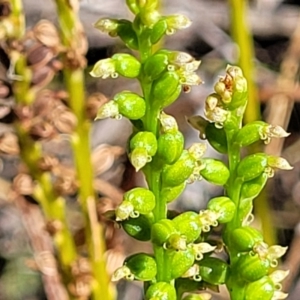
[172,211,202,244]
[162,150,197,187]
[116,20,139,49]
[237,253,270,282]
[122,214,153,241]
[230,227,264,252]
[240,173,268,201]
[130,131,158,157]
[198,257,228,285]
[113,91,146,120]
[207,196,235,223]
[200,158,230,185]
[206,123,228,153]
[151,219,178,247]
[160,182,186,203]
[156,131,184,164]
[245,276,275,300]
[150,19,168,44]
[151,71,181,108]
[234,121,270,147]
[124,187,156,214]
[124,253,157,281]
[143,53,169,81]
[112,53,141,78]
[129,147,150,171]
[169,248,195,279]
[95,101,120,120]
[237,153,268,182]
[146,282,177,300]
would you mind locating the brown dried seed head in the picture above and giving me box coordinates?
[33,90,57,117]
[38,155,59,171]
[13,173,35,195]
[51,105,77,134]
[33,20,60,50]
[27,43,55,69]
[53,165,78,195]
[30,121,57,140]
[31,65,55,89]
[0,132,20,155]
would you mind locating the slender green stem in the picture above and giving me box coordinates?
[54,1,114,299]
[229,0,259,124]
[137,26,171,282]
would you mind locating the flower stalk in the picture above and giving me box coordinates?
[53,0,114,299]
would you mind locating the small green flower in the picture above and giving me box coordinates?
[164,14,192,35]
[90,58,117,79]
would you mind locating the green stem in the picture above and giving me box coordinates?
[229,0,259,124]
[54,1,114,299]
[138,27,170,282]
